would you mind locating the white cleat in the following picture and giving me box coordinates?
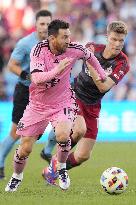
[5,173,23,192]
[58,168,70,190]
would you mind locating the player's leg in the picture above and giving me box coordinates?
[55,120,72,190]
[74,138,96,163]
[5,105,47,192]
[41,98,86,167]
[0,123,19,179]
[43,114,87,184]
[43,120,72,189]
[40,114,86,163]
[66,102,101,170]
[69,97,87,149]
[0,83,29,179]
[66,138,96,170]
[43,101,86,188]
[40,127,56,163]
[40,108,86,162]
[71,114,87,148]
[5,135,38,192]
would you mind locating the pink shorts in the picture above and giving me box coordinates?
[16,101,78,137]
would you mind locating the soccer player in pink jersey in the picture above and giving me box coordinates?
[5,19,106,192]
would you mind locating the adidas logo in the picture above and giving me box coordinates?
[54,59,59,63]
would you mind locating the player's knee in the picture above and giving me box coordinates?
[21,144,32,157]
[56,131,69,142]
[21,149,31,158]
[25,145,32,155]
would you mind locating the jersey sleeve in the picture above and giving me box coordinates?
[69,42,106,80]
[10,39,27,63]
[109,58,130,84]
[82,47,106,80]
[30,42,45,73]
[85,42,96,52]
[80,46,92,61]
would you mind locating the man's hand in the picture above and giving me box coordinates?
[85,43,95,53]
[20,71,31,81]
[57,57,73,74]
[86,61,107,82]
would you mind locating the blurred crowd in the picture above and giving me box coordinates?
[0,0,136,101]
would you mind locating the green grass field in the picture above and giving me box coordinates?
[0,142,136,205]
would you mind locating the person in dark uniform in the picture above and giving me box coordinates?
[66,20,130,170]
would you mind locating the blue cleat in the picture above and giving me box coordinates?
[42,157,58,186]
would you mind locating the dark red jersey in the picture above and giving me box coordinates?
[75,43,130,105]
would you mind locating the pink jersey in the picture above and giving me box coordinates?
[29,40,105,112]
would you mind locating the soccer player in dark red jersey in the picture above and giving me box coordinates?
[66,20,130,170]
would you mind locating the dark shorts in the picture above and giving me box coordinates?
[12,83,29,124]
[76,98,101,140]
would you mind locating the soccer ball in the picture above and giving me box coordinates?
[100,167,128,194]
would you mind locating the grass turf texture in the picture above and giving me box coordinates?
[0,142,135,205]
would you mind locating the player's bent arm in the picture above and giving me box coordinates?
[7,59,22,76]
[31,66,60,85]
[7,58,30,80]
[96,77,115,93]
[8,38,28,77]
[86,61,115,93]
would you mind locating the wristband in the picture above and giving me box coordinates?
[20,71,29,80]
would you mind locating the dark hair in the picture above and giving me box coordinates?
[36,10,52,21]
[48,19,69,36]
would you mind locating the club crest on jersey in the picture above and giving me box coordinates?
[17,122,24,131]
[105,66,113,75]
[119,70,124,76]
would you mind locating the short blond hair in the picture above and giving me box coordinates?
[107,21,128,35]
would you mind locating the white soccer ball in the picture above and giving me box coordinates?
[100,167,128,194]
